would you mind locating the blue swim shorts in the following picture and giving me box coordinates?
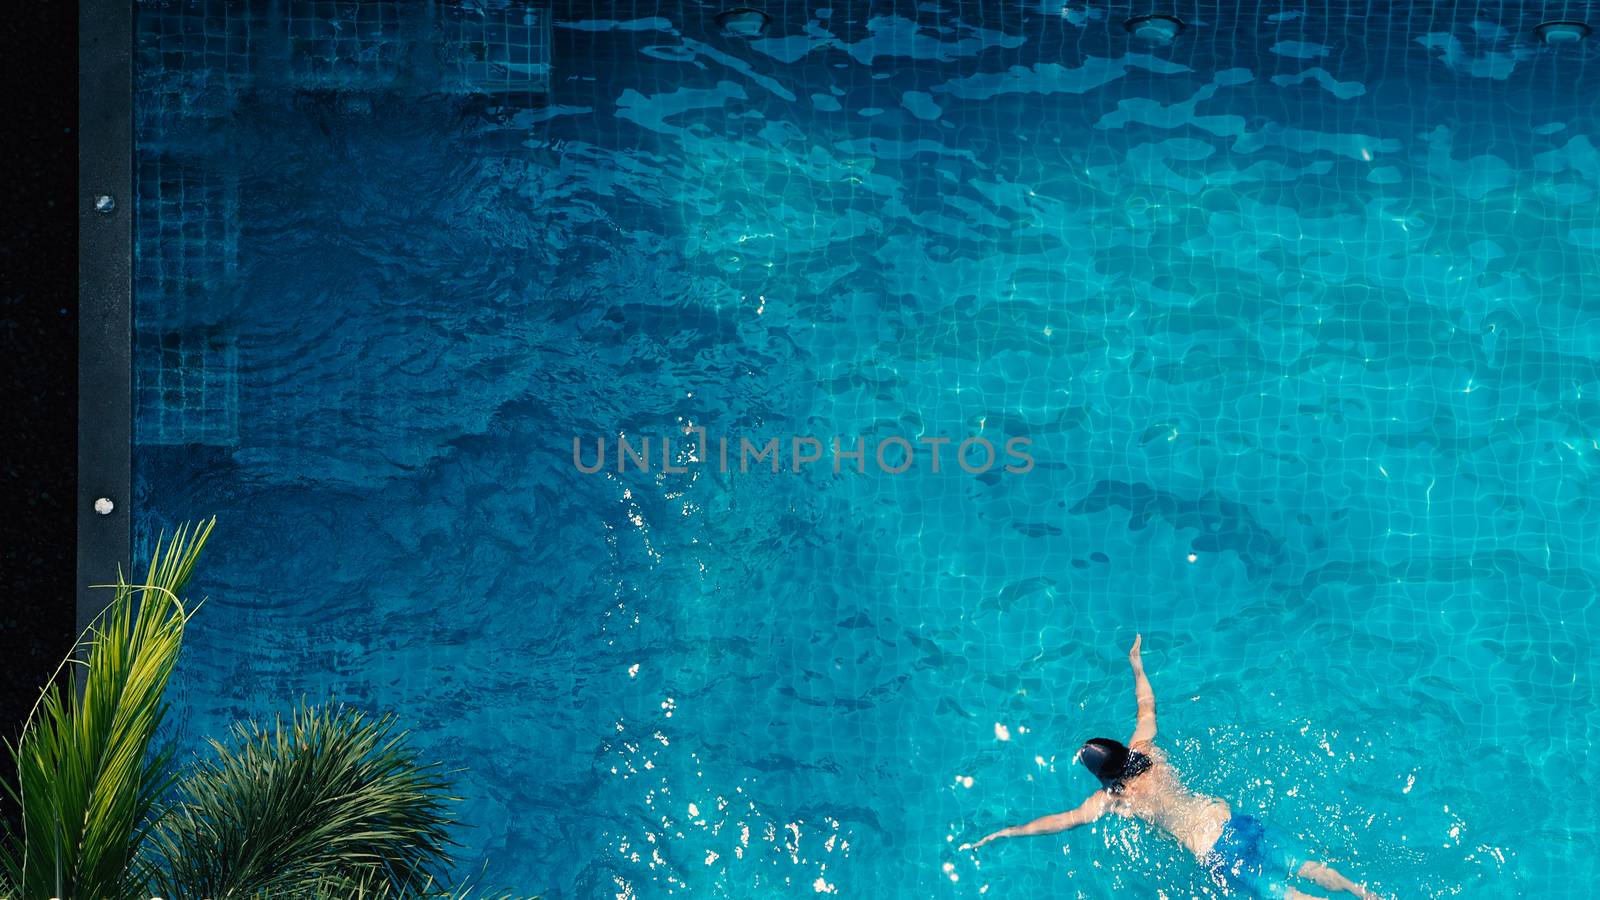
[1202,815,1307,899]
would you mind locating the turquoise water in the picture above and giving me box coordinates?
[131,2,1599,897]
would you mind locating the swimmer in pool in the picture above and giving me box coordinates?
[961,636,1382,900]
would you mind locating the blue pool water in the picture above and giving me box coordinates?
[131,2,1600,897]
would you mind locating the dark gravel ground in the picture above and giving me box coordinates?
[0,1,79,831]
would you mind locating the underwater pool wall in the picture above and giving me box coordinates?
[78,0,134,635]
[85,0,562,620]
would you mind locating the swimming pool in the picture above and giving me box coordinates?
[128,2,1599,897]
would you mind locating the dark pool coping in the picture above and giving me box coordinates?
[77,0,133,636]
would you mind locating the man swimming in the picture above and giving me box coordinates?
[961,636,1382,900]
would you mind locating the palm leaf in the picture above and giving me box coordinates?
[148,703,460,898]
[1,518,215,900]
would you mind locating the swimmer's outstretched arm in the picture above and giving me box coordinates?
[960,792,1110,850]
[1129,634,1156,744]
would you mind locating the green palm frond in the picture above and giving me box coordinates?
[148,703,460,899]
[0,516,532,899]
[293,867,537,900]
[1,518,215,900]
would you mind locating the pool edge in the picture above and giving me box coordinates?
[77,0,133,636]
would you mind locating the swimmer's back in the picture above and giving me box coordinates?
[1111,743,1230,858]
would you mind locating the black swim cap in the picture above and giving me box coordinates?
[1079,737,1151,792]
[1079,738,1128,780]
